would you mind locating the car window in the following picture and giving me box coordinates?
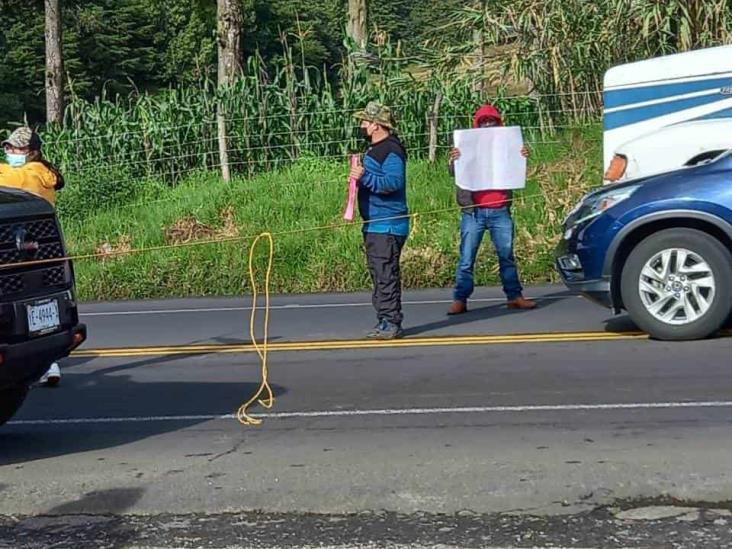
[685,149,730,167]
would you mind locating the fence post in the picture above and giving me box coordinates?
[428,92,442,163]
[217,105,231,182]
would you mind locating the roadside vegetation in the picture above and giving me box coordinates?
[61,126,601,301]
[6,0,730,299]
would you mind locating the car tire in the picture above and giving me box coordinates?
[621,228,732,341]
[0,385,29,426]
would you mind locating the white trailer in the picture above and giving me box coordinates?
[603,45,732,183]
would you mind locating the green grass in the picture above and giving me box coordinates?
[61,126,603,301]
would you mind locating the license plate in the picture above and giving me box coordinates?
[27,300,60,334]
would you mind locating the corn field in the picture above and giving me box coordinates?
[428,0,732,120]
[39,39,549,191]
[37,0,732,196]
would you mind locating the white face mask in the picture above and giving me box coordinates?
[6,152,27,167]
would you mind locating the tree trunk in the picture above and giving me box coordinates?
[347,0,367,50]
[216,0,243,183]
[45,0,64,125]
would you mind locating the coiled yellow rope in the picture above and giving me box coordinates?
[236,232,275,426]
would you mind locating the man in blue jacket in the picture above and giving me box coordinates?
[350,101,409,340]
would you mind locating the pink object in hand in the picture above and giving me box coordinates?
[343,154,359,221]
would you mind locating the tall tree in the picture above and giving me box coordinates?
[347,0,367,49]
[45,0,64,124]
[216,0,243,182]
[217,0,243,83]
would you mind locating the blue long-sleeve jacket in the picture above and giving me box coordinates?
[357,135,410,235]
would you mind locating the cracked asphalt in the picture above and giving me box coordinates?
[2,286,732,547]
[3,508,732,548]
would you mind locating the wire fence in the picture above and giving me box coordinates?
[40,89,603,222]
[50,100,602,186]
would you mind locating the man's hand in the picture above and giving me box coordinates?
[350,161,364,181]
[521,145,530,158]
[449,147,461,164]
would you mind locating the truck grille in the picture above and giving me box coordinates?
[0,241,64,264]
[0,218,60,247]
[42,265,66,287]
[0,274,24,295]
[0,265,70,297]
[0,217,69,298]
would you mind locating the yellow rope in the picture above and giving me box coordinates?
[236,232,274,426]
[0,190,561,272]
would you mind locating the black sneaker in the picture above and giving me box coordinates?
[366,319,388,339]
[372,322,404,340]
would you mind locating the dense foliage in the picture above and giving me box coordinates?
[0,0,463,127]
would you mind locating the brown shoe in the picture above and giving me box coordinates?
[447,300,468,315]
[507,296,537,310]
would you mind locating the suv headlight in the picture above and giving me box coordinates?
[573,185,639,226]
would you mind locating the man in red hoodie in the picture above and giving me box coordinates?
[446,104,537,315]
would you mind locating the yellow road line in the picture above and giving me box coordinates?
[71,330,669,358]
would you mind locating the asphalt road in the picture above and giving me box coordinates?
[74,285,635,348]
[2,285,732,548]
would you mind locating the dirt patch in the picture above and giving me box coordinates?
[164,206,239,245]
[95,234,132,260]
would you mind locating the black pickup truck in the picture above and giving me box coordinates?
[0,187,86,425]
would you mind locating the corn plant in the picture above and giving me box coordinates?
[41,33,545,199]
[426,0,732,122]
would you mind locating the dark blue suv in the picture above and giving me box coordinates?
[556,150,732,340]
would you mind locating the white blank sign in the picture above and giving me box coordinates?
[453,127,526,191]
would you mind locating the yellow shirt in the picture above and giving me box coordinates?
[0,162,58,205]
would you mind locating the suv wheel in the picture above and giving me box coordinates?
[621,228,732,341]
[0,385,29,426]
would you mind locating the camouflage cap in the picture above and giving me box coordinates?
[354,101,395,129]
[1,127,42,151]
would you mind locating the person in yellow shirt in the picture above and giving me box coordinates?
[1,126,65,385]
[0,126,64,204]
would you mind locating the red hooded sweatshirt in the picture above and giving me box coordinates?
[470,105,510,209]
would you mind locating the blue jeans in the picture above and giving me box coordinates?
[454,207,523,302]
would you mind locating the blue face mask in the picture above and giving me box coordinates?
[6,153,26,167]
